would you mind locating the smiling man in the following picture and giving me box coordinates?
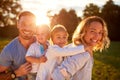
[0,11,36,80]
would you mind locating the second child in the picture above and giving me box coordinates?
[25,24,51,80]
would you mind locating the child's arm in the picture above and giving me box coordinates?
[47,44,85,57]
[52,52,90,79]
[25,45,47,63]
[26,55,47,63]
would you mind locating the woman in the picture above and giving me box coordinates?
[51,16,110,80]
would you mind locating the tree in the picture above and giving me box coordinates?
[83,3,100,18]
[0,0,22,27]
[50,8,80,40]
[101,0,120,41]
[0,0,22,38]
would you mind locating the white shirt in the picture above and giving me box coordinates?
[36,44,85,80]
[26,41,49,73]
[51,44,93,80]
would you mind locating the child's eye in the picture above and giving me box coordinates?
[90,30,95,33]
[57,36,61,39]
[63,37,67,39]
[99,32,103,35]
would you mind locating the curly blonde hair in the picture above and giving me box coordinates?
[72,16,110,52]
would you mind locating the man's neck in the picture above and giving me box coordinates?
[18,36,35,49]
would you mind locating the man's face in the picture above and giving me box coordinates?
[17,16,36,40]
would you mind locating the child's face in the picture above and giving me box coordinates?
[36,29,49,45]
[83,21,103,47]
[52,31,68,47]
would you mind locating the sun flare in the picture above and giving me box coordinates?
[35,12,50,26]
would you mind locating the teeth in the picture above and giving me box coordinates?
[23,31,30,34]
[92,40,97,42]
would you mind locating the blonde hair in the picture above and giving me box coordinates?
[50,24,69,44]
[72,16,110,52]
[36,24,51,39]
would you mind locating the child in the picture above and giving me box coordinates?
[25,24,51,80]
[36,24,87,80]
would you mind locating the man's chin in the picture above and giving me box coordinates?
[22,36,33,40]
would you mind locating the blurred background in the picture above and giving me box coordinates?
[0,0,120,80]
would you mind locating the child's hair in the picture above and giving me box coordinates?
[36,24,51,39]
[72,16,110,52]
[50,24,69,44]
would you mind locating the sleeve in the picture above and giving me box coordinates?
[47,45,85,57]
[0,48,12,67]
[26,44,35,57]
[59,52,90,76]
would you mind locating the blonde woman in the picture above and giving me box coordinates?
[52,16,110,80]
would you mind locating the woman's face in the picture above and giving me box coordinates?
[83,21,103,48]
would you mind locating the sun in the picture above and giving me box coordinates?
[34,12,50,26]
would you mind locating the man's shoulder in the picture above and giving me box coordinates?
[3,38,19,51]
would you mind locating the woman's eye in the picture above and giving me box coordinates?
[90,30,95,33]
[99,32,103,35]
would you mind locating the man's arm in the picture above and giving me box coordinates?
[0,65,9,72]
[14,62,32,77]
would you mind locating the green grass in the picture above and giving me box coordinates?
[0,38,120,80]
[93,42,120,80]
[0,38,12,52]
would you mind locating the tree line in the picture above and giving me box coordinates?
[0,0,120,41]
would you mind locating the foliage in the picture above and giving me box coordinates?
[0,0,22,27]
[101,0,120,41]
[83,3,100,18]
[50,8,81,40]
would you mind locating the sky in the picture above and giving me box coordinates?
[20,0,120,25]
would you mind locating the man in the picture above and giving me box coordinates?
[0,11,36,80]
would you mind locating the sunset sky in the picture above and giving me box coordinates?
[20,0,120,25]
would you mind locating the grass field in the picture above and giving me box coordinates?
[0,38,120,80]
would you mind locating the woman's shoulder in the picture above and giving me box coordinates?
[65,43,84,48]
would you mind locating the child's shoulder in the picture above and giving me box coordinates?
[48,45,60,48]
[30,42,38,47]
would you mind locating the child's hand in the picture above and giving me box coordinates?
[83,43,92,53]
[84,44,93,56]
[39,55,47,63]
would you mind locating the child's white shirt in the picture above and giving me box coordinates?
[26,41,49,73]
[36,44,85,80]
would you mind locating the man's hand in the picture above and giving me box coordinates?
[0,65,9,72]
[39,55,47,63]
[15,62,32,77]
